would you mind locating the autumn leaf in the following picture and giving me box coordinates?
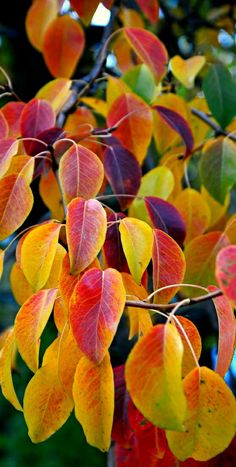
[0,328,22,411]
[70,268,126,363]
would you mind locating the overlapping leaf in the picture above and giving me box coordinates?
[59,144,104,205]
[69,268,126,363]
[36,78,73,114]
[21,222,62,291]
[103,213,128,272]
[73,353,114,451]
[24,359,73,443]
[1,102,25,138]
[20,98,55,143]
[25,0,59,51]
[125,323,186,429]
[15,288,58,372]
[0,139,18,178]
[215,245,236,307]
[208,285,235,377]
[66,198,106,275]
[152,229,186,304]
[166,367,236,461]
[119,217,153,284]
[174,316,202,378]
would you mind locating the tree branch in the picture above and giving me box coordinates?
[191,107,236,142]
[125,288,223,312]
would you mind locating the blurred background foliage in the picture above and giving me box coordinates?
[0,0,236,465]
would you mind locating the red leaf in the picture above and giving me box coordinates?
[0,110,8,139]
[104,138,141,209]
[208,285,235,377]
[70,0,100,25]
[123,27,168,81]
[136,0,159,24]
[153,105,194,158]
[215,245,236,307]
[145,196,186,246]
[1,102,25,138]
[69,268,126,363]
[0,139,18,178]
[20,98,55,154]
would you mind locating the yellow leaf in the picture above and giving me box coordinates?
[24,359,73,443]
[44,243,66,289]
[15,288,58,372]
[129,166,174,224]
[0,248,4,280]
[170,55,206,89]
[0,328,22,411]
[21,222,62,291]
[58,324,83,396]
[125,324,186,430]
[80,97,108,118]
[10,262,34,305]
[36,78,73,114]
[39,169,64,221]
[166,367,236,461]
[201,186,229,229]
[73,352,114,452]
[6,155,34,184]
[119,218,153,284]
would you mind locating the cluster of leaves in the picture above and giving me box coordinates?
[0,0,236,465]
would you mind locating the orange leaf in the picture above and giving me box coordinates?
[36,78,73,114]
[15,288,58,372]
[59,144,104,205]
[24,359,73,442]
[215,245,236,307]
[21,222,62,291]
[70,0,100,25]
[58,324,83,396]
[0,174,33,241]
[0,248,4,280]
[107,93,152,165]
[42,15,85,78]
[59,253,80,310]
[174,316,202,378]
[0,328,22,411]
[54,297,68,332]
[123,27,168,81]
[175,188,211,244]
[70,268,126,363]
[66,198,106,275]
[166,367,236,461]
[208,285,235,377]
[0,139,18,179]
[73,352,114,451]
[183,232,230,297]
[6,155,33,184]
[125,324,186,430]
[1,102,25,138]
[39,169,64,221]
[25,0,59,51]
[10,262,34,305]
[136,0,159,24]
[152,229,186,304]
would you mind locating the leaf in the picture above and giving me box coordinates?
[54,297,67,333]
[200,138,236,204]
[0,110,9,138]
[183,231,230,297]
[15,288,58,372]
[152,229,186,304]
[69,268,126,363]
[42,15,85,78]
[10,262,34,305]
[24,359,73,443]
[170,55,206,89]
[125,323,186,430]
[0,328,22,411]
[107,93,153,164]
[119,217,153,284]
[203,64,236,128]
[73,352,114,452]
[66,198,106,275]
[59,253,80,310]
[70,0,100,25]
[103,213,128,272]
[0,139,18,178]
[215,245,236,308]
[201,186,229,230]
[166,366,236,461]
[208,285,235,377]
[25,0,59,51]
[6,155,34,184]
[122,64,156,104]
[129,166,174,225]
[20,98,55,154]
[122,27,168,81]
[1,102,25,138]
[36,78,73,114]
[0,248,4,280]
[57,324,82,396]
[135,0,159,24]
[59,144,104,205]
[174,188,211,244]
[0,174,33,241]
[153,106,194,158]
[39,169,64,221]
[174,316,202,378]
[145,196,186,246]
[21,222,62,291]
[104,137,141,209]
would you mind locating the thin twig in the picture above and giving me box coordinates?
[191,107,236,142]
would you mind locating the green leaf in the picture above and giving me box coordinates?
[122,64,156,104]
[203,64,236,129]
[200,138,236,204]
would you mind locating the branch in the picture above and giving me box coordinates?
[125,288,223,312]
[191,108,236,142]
